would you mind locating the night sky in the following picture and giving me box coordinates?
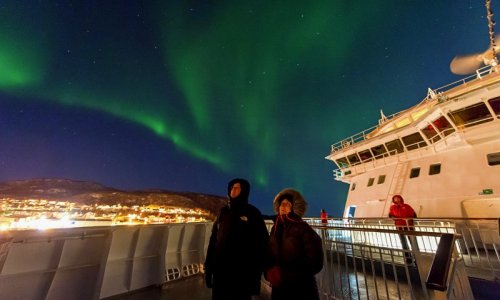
[0,1,497,216]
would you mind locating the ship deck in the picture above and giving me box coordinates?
[113,275,211,300]
[1,219,499,299]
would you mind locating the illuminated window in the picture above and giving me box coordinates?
[487,152,500,166]
[396,117,411,128]
[429,164,441,175]
[411,108,429,121]
[367,178,374,187]
[377,175,386,184]
[448,102,493,128]
[410,167,420,178]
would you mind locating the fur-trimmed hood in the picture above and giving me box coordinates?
[273,188,307,217]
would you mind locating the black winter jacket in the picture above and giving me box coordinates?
[205,179,269,300]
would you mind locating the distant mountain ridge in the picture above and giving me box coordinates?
[0,178,227,217]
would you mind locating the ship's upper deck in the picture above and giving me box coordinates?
[325,65,500,181]
[327,65,500,160]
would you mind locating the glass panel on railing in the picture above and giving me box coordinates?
[336,157,350,168]
[421,124,441,143]
[432,115,455,136]
[402,132,427,151]
[358,149,373,162]
[448,102,493,128]
[371,144,388,159]
[488,96,500,117]
[385,139,405,155]
[347,153,361,165]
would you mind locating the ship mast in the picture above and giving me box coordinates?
[486,0,499,68]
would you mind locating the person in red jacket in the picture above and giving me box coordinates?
[389,195,416,229]
[320,208,328,224]
[388,194,417,264]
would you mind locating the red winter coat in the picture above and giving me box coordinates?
[320,211,327,224]
[389,203,416,228]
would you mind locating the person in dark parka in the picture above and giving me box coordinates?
[265,188,324,300]
[204,178,269,300]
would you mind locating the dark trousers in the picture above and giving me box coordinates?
[397,226,418,264]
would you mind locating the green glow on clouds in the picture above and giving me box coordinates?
[0,1,384,190]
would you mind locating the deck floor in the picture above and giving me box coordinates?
[112,275,273,300]
[113,275,211,300]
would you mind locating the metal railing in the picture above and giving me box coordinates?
[306,217,499,299]
[0,222,212,299]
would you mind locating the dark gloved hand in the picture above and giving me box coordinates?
[205,272,213,288]
[265,266,282,287]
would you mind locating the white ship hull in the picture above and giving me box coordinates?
[326,67,500,218]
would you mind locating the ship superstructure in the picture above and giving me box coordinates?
[326,66,500,218]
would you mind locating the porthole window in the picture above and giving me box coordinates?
[487,152,500,166]
[367,178,374,187]
[377,175,386,184]
[410,167,420,178]
[429,163,441,175]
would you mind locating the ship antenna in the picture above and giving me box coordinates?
[486,0,499,68]
[450,1,500,74]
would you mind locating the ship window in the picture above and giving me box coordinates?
[410,167,420,178]
[347,206,356,218]
[351,183,357,191]
[429,163,441,175]
[402,132,427,151]
[487,152,500,166]
[358,149,373,162]
[367,178,374,187]
[488,97,500,117]
[432,116,455,136]
[377,175,386,184]
[371,144,388,159]
[347,153,361,165]
[421,124,441,143]
[336,157,350,168]
[385,139,404,155]
[448,102,493,128]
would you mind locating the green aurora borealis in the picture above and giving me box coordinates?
[0,1,496,215]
